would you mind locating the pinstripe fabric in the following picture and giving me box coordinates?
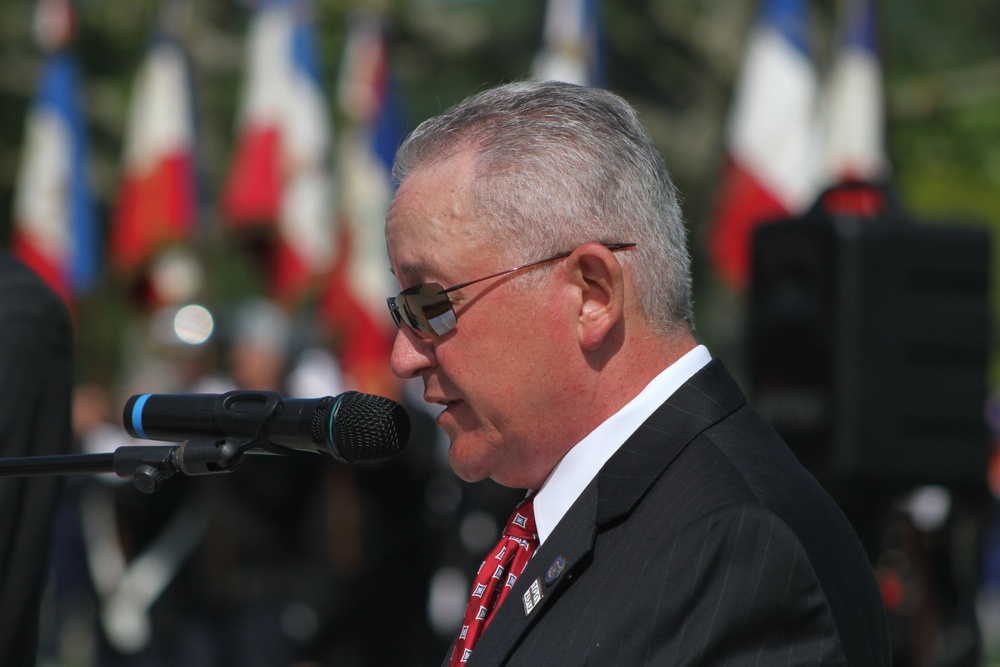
[448,359,890,666]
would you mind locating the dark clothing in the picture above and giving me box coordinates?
[457,359,891,666]
[0,250,74,666]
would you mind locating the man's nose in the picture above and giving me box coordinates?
[389,325,436,379]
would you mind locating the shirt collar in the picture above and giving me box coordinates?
[532,344,712,545]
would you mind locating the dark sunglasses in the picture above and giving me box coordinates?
[386,242,636,339]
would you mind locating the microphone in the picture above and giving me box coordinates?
[123,390,410,464]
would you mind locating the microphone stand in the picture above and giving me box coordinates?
[0,438,247,493]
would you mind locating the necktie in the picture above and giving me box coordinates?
[450,498,538,666]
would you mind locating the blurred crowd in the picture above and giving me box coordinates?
[2,268,998,667]
[36,297,522,667]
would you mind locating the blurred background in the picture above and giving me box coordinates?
[0,0,999,665]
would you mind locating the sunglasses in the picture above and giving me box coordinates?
[386,242,636,339]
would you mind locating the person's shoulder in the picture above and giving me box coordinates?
[0,250,70,326]
[1,250,48,294]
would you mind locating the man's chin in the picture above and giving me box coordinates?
[447,439,494,484]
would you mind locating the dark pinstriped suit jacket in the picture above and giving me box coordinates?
[451,358,891,666]
[0,251,74,666]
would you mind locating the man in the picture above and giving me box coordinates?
[384,81,891,665]
[0,249,74,666]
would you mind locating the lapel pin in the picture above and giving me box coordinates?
[522,577,544,617]
[545,555,566,586]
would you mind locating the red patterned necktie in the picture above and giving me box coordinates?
[450,498,538,666]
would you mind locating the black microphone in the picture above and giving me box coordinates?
[123,390,410,464]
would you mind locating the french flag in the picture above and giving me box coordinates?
[108,33,198,276]
[11,49,98,305]
[221,0,333,302]
[707,0,821,290]
[318,12,404,395]
[332,10,404,309]
[817,0,891,215]
[532,0,605,86]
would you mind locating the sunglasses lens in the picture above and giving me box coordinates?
[391,283,457,338]
[387,299,404,327]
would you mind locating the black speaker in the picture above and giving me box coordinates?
[747,188,992,491]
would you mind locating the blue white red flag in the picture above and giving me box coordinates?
[12,50,98,304]
[707,0,821,290]
[817,0,891,215]
[319,11,404,395]
[221,0,334,302]
[532,0,605,86]
[108,33,198,276]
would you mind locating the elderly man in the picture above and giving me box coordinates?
[385,81,890,666]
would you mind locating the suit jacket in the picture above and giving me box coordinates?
[0,250,74,666]
[454,358,891,666]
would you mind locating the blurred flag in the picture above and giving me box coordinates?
[707,0,821,290]
[817,0,891,216]
[11,0,98,305]
[108,29,199,280]
[319,11,403,395]
[221,0,333,302]
[532,0,604,86]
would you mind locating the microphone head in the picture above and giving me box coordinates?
[325,392,410,463]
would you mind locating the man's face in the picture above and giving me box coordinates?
[385,151,583,489]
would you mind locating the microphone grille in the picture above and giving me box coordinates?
[329,392,410,463]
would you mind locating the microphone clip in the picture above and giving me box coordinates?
[113,438,247,494]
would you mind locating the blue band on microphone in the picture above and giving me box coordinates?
[131,394,151,440]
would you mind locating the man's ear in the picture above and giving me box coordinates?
[566,243,625,351]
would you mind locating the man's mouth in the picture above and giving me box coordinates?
[425,395,461,417]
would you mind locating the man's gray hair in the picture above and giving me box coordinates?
[392,80,694,336]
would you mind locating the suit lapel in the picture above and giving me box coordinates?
[596,357,746,525]
[464,358,747,666]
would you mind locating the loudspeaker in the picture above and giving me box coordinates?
[747,190,992,491]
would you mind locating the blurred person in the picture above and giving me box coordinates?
[190,299,338,667]
[0,249,74,666]
[46,296,447,667]
[46,324,219,667]
[190,299,445,667]
[48,300,336,667]
[384,81,892,665]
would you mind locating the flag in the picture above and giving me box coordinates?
[532,0,604,86]
[108,32,198,277]
[707,0,821,290]
[333,10,402,308]
[11,49,98,305]
[817,0,891,216]
[221,0,333,302]
[318,11,404,396]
